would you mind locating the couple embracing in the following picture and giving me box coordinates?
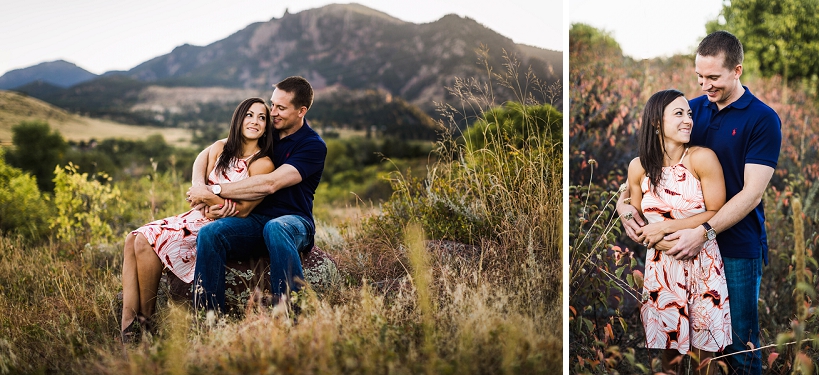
[120,76,327,343]
[618,31,781,375]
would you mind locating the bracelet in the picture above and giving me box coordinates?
[623,198,631,205]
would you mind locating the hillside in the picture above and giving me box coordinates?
[116,4,561,109]
[0,60,97,90]
[0,90,192,147]
[9,4,561,142]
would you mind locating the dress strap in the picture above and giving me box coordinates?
[678,147,689,165]
[240,150,260,161]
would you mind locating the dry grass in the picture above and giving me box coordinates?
[0,51,562,374]
[0,90,192,147]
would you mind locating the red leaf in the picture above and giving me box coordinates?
[767,352,779,368]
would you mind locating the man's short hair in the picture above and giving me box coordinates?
[697,30,744,70]
[275,76,313,111]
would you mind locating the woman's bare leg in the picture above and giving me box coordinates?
[121,233,140,331]
[133,233,164,317]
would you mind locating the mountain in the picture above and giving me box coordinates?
[12,4,561,142]
[121,4,561,109]
[0,60,97,90]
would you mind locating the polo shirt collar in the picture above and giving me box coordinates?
[275,118,311,143]
[706,85,754,111]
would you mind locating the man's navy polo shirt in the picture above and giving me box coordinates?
[689,86,781,261]
[253,119,327,231]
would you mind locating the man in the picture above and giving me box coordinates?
[188,76,327,313]
[617,31,781,374]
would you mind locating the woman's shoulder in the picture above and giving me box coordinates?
[686,146,719,163]
[211,139,226,152]
[628,156,645,173]
[627,157,646,180]
[248,155,274,175]
[207,139,227,159]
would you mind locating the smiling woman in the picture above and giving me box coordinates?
[119,97,275,344]
[619,89,730,374]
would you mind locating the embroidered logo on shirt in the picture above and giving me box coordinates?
[732,129,737,136]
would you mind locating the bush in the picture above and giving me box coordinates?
[0,149,52,239]
[5,120,68,192]
[52,163,123,248]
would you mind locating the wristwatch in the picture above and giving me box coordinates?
[702,222,716,241]
[210,184,222,196]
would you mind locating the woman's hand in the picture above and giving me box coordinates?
[635,221,669,248]
[204,199,238,220]
[617,203,645,243]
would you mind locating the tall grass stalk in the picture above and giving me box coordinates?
[790,198,814,374]
[406,222,437,373]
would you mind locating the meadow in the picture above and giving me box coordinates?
[0,53,562,374]
[569,24,819,374]
[0,90,193,148]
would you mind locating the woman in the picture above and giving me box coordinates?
[120,97,275,343]
[626,89,731,374]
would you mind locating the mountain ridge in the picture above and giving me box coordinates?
[0,60,97,90]
[6,4,561,140]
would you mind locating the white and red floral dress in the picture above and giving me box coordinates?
[132,155,253,283]
[640,150,732,354]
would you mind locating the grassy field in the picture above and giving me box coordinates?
[0,53,562,374]
[0,90,192,147]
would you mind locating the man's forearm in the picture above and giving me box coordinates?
[219,174,273,201]
[707,164,773,235]
[218,164,302,201]
[707,189,761,234]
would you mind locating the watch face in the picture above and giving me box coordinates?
[212,185,221,195]
[706,230,716,241]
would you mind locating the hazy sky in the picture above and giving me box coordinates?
[0,0,563,76]
[570,0,724,59]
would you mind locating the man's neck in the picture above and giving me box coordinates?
[717,83,745,111]
[278,121,304,139]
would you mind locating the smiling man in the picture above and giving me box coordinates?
[187,76,327,313]
[617,31,781,374]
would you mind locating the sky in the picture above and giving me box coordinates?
[569,0,725,59]
[0,0,563,76]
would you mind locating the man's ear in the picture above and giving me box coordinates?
[734,64,743,79]
[298,106,308,118]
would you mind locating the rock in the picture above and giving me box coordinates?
[165,245,339,308]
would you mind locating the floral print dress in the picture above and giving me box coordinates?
[640,149,732,354]
[132,155,254,283]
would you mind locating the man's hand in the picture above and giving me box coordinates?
[617,203,645,243]
[664,226,706,260]
[188,185,215,207]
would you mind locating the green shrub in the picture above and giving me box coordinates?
[0,149,52,239]
[5,120,68,192]
[52,163,123,247]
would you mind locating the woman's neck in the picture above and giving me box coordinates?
[662,143,686,167]
[241,139,260,158]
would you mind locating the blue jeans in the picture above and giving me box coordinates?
[193,214,313,312]
[721,255,763,375]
